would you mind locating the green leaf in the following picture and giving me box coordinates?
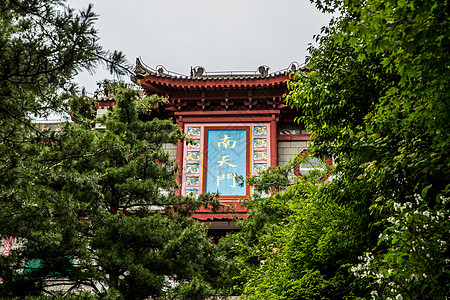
[421,184,432,199]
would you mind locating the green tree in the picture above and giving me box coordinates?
[1,81,223,299]
[0,1,223,298]
[223,0,449,298]
[0,0,127,239]
[0,0,127,296]
[292,1,450,297]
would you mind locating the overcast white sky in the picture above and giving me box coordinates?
[68,0,333,93]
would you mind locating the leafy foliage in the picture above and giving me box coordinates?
[221,0,449,299]
[220,157,377,298]
[351,192,449,299]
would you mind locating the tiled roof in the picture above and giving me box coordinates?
[133,58,307,83]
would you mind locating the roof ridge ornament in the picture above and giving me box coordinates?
[191,66,205,78]
[135,57,152,77]
[155,65,169,75]
[288,62,300,73]
[258,65,270,78]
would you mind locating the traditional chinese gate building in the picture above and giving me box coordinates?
[101,59,312,239]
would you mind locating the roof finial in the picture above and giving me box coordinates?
[258,65,269,78]
[192,66,205,78]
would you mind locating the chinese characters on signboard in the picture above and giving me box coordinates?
[206,129,247,196]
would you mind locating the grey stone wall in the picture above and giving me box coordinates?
[163,143,178,161]
[277,140,309,167]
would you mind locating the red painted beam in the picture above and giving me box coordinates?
[178,116,276,123]
[174,110,280,116]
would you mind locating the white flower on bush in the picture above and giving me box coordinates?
[410,273,419,282]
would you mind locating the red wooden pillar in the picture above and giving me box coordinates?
[270,115,278,167]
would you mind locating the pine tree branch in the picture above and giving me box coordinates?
[39,149,107,162]
[0,104,47,138]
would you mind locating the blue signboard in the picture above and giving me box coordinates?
[206,129,247,196]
